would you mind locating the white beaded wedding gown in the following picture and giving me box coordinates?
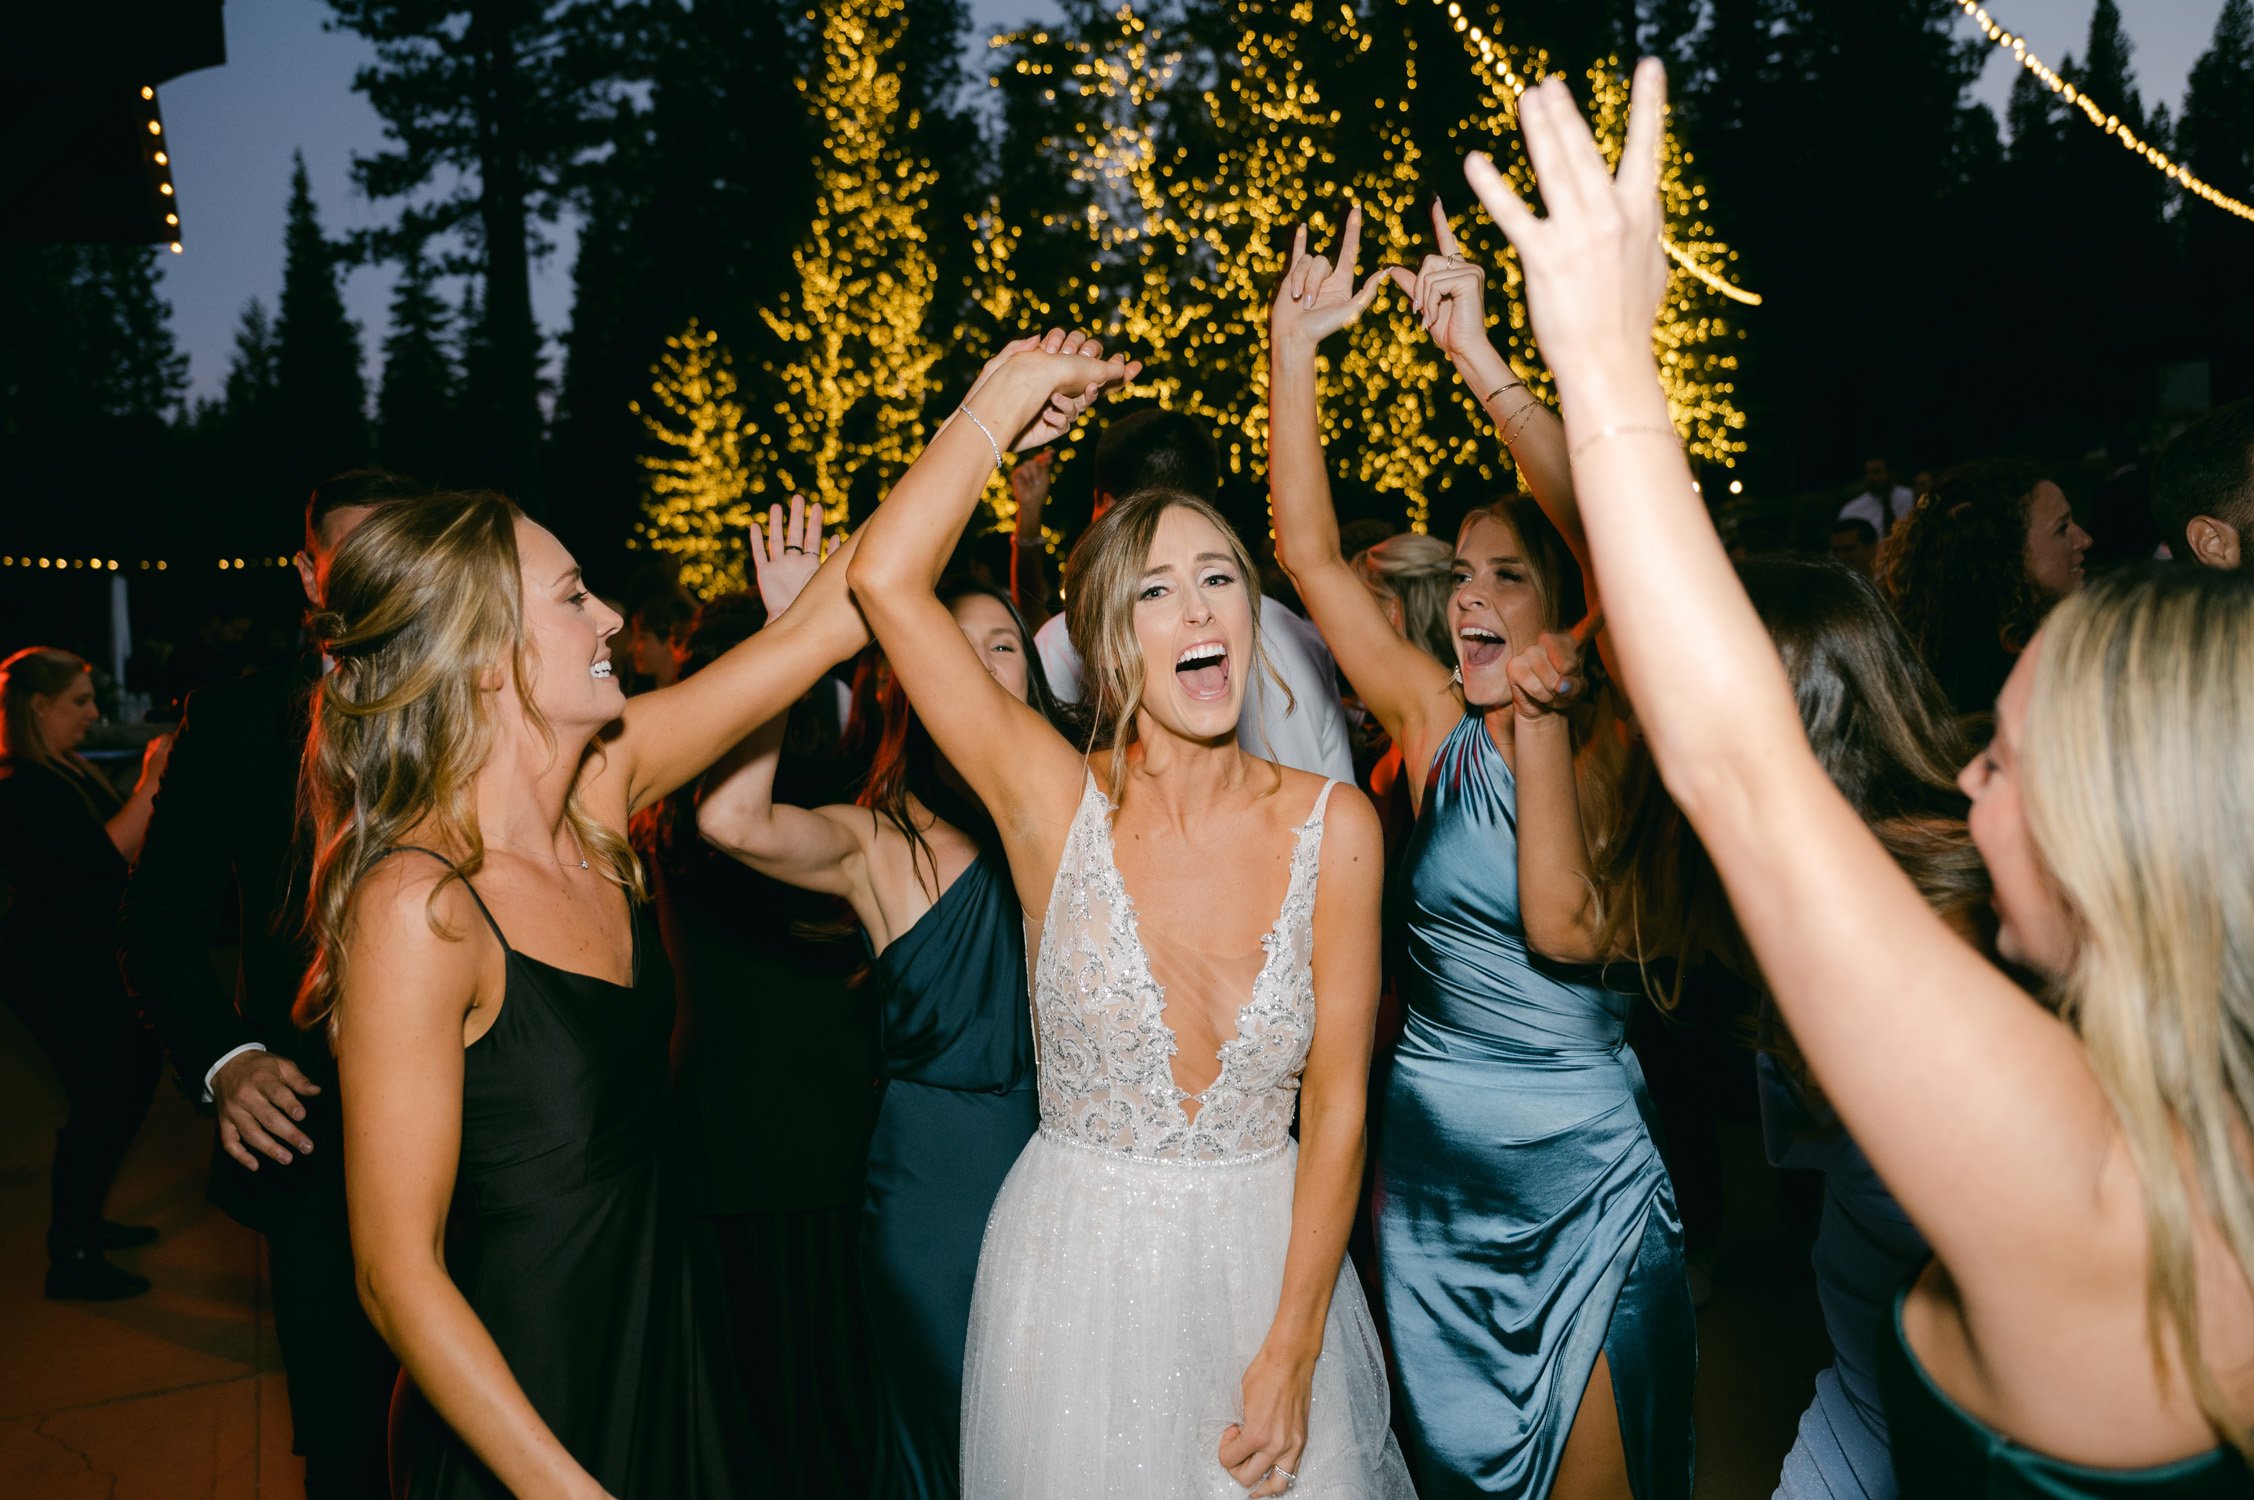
[960,773,1414,1497]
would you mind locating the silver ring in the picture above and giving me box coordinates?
[1275,1467,1297,1489]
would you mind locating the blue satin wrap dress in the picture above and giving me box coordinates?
[1377,713,1696,1498]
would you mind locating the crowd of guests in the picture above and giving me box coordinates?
[3,63,2251,1500]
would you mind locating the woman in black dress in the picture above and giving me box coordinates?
[699,563,1056,1498]
[0,646,169,1300]
[298,492,865,1498]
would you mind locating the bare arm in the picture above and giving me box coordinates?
[1265,209,1458,778]
[695,713,869,902]
[1009,452,1056,630]
[1465,66,2116,1295]
[587,501,868,818]
[1396,198,1584,568]
[338,862,609,1499]
[1506,621,1607,962]
[102,736,168,861]
[1219,786,1385,1497]
[848,334,1139,910]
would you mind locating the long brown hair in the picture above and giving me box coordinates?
[0,646,112,820]
[1602,557,1986,990]
[1455,497,1636,921]
[854,578,1057,898]
[295,492,643,1035]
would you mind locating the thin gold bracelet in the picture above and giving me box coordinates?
[1568,421,1678,461]
[1482,380,1524,405]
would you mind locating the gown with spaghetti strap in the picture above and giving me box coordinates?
[1377,713,1696,1498]
[860,846,1038,1498]
[385,850,755,1498]
[1759,1053,1926,1499]
[1877,1276,2249,1498]
[959,774,1413,1497]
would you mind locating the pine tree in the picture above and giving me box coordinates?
[376,244,456,484]
[2179,0,2254,397]
[326,0,645,513]
[634,319,752,598]
[276,151,371,489]
[751,0,943,525]
[224,299,282,423]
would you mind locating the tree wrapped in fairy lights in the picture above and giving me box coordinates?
[750,0,943,526]
[633,320,752,598]
[976,0,1750,531]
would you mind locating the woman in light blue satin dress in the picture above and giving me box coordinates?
[1266,204,1694,1498]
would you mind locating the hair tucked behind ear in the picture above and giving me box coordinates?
[2023,564,2254,1460]
[1065,489,1286,800]
[295,492,644,1037]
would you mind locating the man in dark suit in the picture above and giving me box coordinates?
[121,469,424,1500]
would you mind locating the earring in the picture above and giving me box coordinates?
[1449,665,1463,686]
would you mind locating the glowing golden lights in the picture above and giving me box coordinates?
[1956,1,2254,223]
[0,556,286,570]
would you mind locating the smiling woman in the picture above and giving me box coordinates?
[847,328,1414,1497]
[292,487,868,1498]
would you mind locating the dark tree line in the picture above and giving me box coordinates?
[6,0,2250,577]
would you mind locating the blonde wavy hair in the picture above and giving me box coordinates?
[294,492,643,1035]
[2022,564,2254,1456]
[1065,488,1286,799]
[1350,530,1455,664]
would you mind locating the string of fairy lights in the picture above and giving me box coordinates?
[1433,1,1762,307]
[142,85,184,253]
[1950,1,2254,225]
[1,556,293,572]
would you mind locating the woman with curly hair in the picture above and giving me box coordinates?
[1875,458,2091,717]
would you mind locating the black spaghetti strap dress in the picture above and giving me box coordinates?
[386,850,755,1498]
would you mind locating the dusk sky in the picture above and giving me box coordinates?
[155,1,2219,407]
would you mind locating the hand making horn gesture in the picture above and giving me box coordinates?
[1388,196,1492,360]
[1269,203,1391,349]
[1462,61,1670,393]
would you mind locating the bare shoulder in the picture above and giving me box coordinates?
[342,854,491,1011]
[1309,778,1380,869]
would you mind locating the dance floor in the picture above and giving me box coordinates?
[0,999,1828,1498]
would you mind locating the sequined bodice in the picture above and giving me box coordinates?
[1031,773,1336,1162]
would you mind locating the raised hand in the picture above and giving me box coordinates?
[1462,62,1670,390]
[1013,327,1139,450]
[1387,196,1493,361]
[1009,450,1056,521]
[1270,204,1391,349]
[748,494,829,619]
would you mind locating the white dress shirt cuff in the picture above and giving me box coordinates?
[202,1042,268,1104]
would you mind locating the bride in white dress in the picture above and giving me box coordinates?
[850,331,1414,1498]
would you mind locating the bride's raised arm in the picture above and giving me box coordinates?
[847,330,1139,908]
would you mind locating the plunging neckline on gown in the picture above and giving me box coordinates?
[1088,777,1319,1128]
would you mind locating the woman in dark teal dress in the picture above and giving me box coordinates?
[1467,64,2254,1498]
[700,571,1054,1498]
[1267,203,1693,1496]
